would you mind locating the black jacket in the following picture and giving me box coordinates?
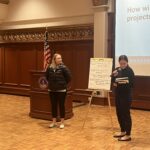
[46,64,71,91]
[111,66,135,96]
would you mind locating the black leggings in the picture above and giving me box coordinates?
[115,94,132,135]
[49,92,66,118]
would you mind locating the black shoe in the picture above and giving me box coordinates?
[118,135,131,141]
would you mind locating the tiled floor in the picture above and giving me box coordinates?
[0,94,150,150]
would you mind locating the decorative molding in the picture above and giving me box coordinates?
[0,0,9,4]
[92,0,109,6]
[0,25,93,43]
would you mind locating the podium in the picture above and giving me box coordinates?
[29,71,73,120]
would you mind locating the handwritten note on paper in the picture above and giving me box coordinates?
[88,58,113,91]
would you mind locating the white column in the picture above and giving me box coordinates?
[0,3,8,24]
[93,6,108,58]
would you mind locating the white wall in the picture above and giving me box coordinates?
[0,0,94,29]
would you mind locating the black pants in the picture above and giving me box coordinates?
[115,93,132,135]
[49,92,66,118]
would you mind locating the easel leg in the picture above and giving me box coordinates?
[82,91,94,129]
[107,91,114,134]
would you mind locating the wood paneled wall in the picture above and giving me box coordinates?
[0,41,93,95]
[0,20,149,109]
[53,41,93,89]
[0,47,2,84]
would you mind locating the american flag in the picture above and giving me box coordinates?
[44,29,51,71]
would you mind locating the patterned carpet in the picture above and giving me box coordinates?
[0,94,150,150]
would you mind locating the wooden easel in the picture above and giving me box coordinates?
[82,90,114,133]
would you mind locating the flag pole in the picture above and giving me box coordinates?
[45,25,48,31]
[43,25,51,71]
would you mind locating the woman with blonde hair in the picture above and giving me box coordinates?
[46,53,71,129]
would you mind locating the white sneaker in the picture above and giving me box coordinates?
[49,123,56,128]
[59,124,65,129]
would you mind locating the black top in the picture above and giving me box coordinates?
[46,64,71,91]
[112,66,135,95]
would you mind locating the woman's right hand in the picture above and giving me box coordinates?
[112,70,118,77]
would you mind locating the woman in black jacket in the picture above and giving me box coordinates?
[111,55,135,141]
[46,53,71,129]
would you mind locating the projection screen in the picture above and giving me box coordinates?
[115,0,150,76]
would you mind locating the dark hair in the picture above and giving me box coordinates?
[118,55,128,62]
